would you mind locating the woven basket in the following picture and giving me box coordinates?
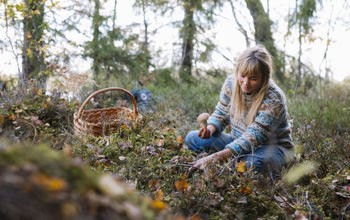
[73,87,141,137]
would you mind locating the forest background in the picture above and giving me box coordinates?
[0,0,349,219]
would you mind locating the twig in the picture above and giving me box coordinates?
[341,202,350,220]
[305,191,312,220]
[3,2,21,75]
[274,201,288,220]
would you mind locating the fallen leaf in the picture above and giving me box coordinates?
[9,114,15,121]
[155,138,164,147]
[154,189,164,200]
[37,88,43,96]
[30,173,67,191]
[152,200,167,210]
[188,213,201,220]
[0,115,4,127]
[175,180,188,192]
[177,136,183,144]
[236,161,246,173]
[148,179,161,191]
[239,186,252,194]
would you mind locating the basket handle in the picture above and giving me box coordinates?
[77,87,139,119]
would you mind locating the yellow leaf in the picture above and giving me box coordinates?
[33,9,40,15]
[9,114,15,121]
[177,136,183,144]
[155,138,164,147]
[175,180,188,192]
[27,48,32,56]
[239,186,252,194]
[152,200,167,210]
[236,161,246,173]
[0,115,4,127]
[30,173,67,191]
[27,32,32,39]
[154,189,164,200]
[37,88,43,96]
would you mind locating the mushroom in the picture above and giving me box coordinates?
[197,113,210,128]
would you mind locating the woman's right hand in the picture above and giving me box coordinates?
[198,124,216,139]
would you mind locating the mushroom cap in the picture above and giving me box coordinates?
[197,113,210,123]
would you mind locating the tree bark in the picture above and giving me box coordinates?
[245,0,284,82]
[141,0,151,72]
[180,0,196,81]
[22,0,46,87]
[92,0,101,83]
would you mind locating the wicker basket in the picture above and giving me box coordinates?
[73,87,141,137]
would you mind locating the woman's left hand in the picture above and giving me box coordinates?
[188,149,233,173]
[189,154,215,172]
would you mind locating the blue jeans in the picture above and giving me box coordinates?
[185,130,290,177]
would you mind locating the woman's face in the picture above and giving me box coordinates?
[238,73,262,94]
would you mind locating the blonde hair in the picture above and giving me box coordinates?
[231,45,272,126]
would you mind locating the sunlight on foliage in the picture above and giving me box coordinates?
[283,161,316,185]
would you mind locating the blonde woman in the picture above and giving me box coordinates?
[185,45,295,178]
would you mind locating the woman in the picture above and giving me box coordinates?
[185,45,295,178]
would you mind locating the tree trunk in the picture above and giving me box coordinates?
[180,0,196,81]
[245,0,284,83]
[22,0,46,87]
[92,0,101,83]
[141,0,151,73]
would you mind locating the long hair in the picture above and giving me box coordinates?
[231,45,273,126]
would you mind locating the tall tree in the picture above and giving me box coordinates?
[22,0,46,86]
[134,0,152,73]
[295,0,316,85]
[180,0,196,80]
[179,0,223,81]
[91,0,101,83]
[84,0,151,84]
[244,0,284,82]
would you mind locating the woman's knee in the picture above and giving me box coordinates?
[242,147,286,177]
[185,130,198,146]
[185,130,203,153]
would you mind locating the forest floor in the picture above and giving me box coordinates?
[0,77,349,219]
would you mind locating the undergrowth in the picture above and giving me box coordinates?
[0,76,349,219]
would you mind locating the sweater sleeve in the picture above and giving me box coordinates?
[225,99,284,156]
[206,75,234,135]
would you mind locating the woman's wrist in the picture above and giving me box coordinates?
[212,148,233,161]
[207,124,216,136]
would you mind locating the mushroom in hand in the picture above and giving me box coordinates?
[197,113,210,129]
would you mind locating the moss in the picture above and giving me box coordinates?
[0,140,170,220]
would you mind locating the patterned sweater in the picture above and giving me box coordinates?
[207,74,294,156]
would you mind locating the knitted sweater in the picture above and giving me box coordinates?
[207,74,294,156]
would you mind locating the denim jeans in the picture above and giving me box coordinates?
[185,130,291,178]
